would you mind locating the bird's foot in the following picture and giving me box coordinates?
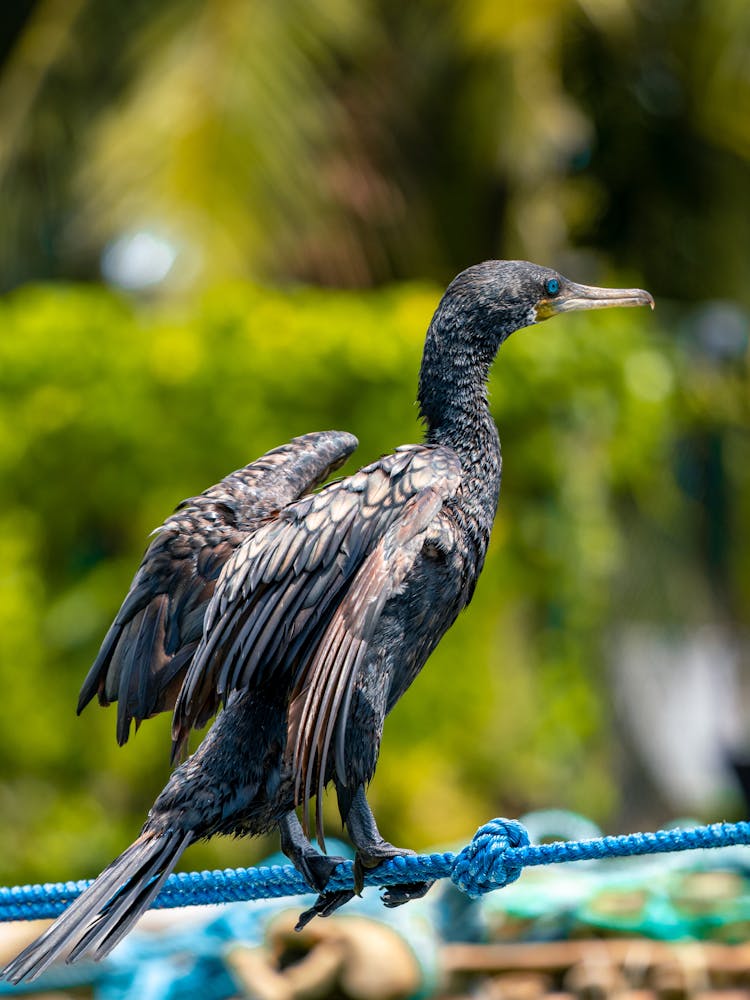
[381,879,435,907]
[295,889,355,931]
[342,787,433,903]
[353,842,416,895]
[296,852,348,894]
[279,810,346,893]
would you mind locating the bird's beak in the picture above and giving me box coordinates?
[537,281,655,320]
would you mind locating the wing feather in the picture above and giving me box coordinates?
[173,444,461,836]
[78,431,357,744]
[290,486,454,839]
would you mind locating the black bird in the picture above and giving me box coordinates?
[1,261,653,984]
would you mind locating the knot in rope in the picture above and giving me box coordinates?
[451,818,530,899]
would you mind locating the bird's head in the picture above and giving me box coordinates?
[439,259,654,354]
[419,259,654,429]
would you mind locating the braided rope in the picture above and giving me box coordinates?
[2,818,748,922]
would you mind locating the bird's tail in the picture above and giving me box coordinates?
[1,827,192,985]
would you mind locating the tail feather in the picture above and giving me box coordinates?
[68,833,189,962]
[0,829,192,985]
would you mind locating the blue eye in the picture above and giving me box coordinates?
[545,278,560,296]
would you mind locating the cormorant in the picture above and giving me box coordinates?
[1,261,653,984]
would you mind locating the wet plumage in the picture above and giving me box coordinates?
[78,431,359,745]
[2,261,653,984]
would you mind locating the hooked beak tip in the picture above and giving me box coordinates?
[539,282,655,319]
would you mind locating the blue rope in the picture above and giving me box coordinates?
[1,818,748,923]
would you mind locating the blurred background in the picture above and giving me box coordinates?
[0,0,749,887]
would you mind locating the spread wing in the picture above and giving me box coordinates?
[77,431,358,745]
[172,445,462,770]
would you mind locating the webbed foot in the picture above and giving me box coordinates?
[353,843,434,902]
[353,842,415,894]
[382,879,435,907]
[343,786,433,902]
[279,811,346,893]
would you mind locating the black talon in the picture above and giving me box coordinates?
[299,852,347,893]
[352,850,382,895]
[352,844,416,894]
[279,811,346,893]
[343,786,423,899]
[295,889,355,931]
[381,880,435,907]
[353,855,367,895]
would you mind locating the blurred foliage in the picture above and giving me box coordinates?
[0,0,749,887]
[1,0,749,297]
[0,279,747,884]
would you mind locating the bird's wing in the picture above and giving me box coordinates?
[290,483,458,844]
[78,431,358,745]
[172,446,462,760]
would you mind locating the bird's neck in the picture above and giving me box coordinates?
[417,316,502,514]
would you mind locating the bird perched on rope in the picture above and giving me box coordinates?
[1,261,653,984]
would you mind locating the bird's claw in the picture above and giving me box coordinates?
[297,853,347,894]
[295,889,355,931]
[381,879,435,907]
[352,843,417,895]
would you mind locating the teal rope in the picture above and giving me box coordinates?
[2,818,748,922]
